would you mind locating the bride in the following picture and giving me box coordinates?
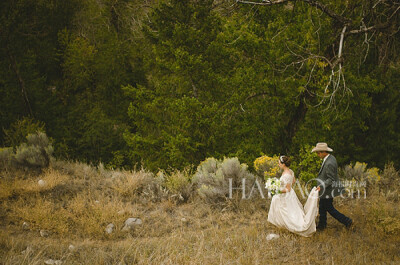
[267,155,320,237]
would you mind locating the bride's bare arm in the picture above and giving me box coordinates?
[280,183,291,193]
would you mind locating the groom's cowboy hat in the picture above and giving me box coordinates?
[311,143,333,153]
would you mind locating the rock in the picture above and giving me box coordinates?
[105,223,114,234]
[122,218,142,231]
[40,230,49,237]
[38,179,46,187]
[44,259,62,265]
[94,200,100,204]
[22,222,29,230]
[181,217,188,223]
[68,244,76,252]
[266,233,280,240]
[21,246,33,255]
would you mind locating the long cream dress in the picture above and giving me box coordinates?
[267,170,319,237]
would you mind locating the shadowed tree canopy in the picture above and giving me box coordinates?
[1,0,399,170]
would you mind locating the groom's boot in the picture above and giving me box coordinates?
[345,218,354,230]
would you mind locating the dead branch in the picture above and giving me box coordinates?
[236,0,290,6]
[236,0,399,110]
[237,0,352,24]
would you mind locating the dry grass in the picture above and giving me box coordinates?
[0,162,399,264]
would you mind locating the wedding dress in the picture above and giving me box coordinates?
[267,170,319,237]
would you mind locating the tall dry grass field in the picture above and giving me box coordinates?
[0,161,399,264]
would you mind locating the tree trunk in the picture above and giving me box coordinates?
[282,92,308,153]
[6,44,34,118]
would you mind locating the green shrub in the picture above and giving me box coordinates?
[13,132,53,170]
[192,157,255,204]
[192,158,223,202]
[106,150,126,169]
[340,162,381,193]
[341,162,368,180]
[291,145,322,182]
[162,168,193,202]
[3,117,45,147]
[378,162,399,198]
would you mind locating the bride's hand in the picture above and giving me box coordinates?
[315,186,321,191]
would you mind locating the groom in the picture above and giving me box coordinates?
[312,143,353,231]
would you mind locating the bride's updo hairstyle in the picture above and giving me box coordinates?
[279,155,291,167]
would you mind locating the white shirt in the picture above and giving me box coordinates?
[321,154,330,169]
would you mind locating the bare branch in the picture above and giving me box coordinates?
[236,0,290,6]
[301,0,352,25]
[237,0,352,24]
[319,26,349,110]
[347,23,390,34]
[338,26,347,59]
[237,0,399,111]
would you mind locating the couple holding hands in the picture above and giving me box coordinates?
[267,143,353,237]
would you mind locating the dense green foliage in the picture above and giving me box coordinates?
[1,0,399,171]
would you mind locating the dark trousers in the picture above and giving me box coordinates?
[318,198,352,228]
